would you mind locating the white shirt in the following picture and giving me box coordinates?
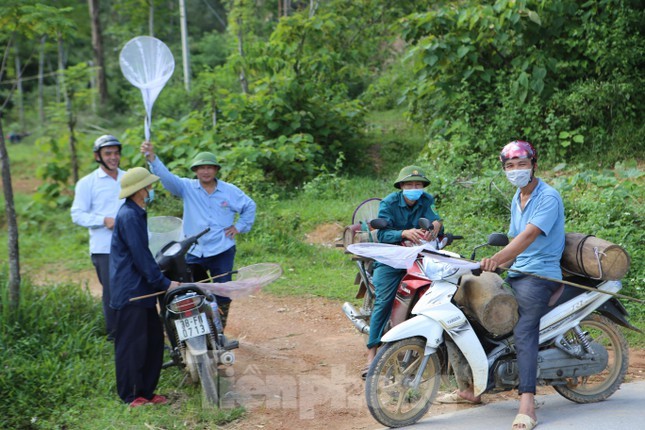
[71,167,125,254]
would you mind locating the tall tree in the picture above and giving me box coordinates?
[179,0,191,91]
[0,2,74,313]
[87,0,108,105]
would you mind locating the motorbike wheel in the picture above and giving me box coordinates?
[182,348,199,383]
[365,337,441,428]
[553,314,629,403]
[195,351,219,406]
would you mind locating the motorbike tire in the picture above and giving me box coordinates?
[182,348,200,383]
[365,337,441,428]
[194,350,219,406]
[553,313,629,403]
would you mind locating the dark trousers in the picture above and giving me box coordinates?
[508,275,561,394]
[187,246,236,328]
[114,305,164,403]
[367,263,406,349]
[91,254,117,339]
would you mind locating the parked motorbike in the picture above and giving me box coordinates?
[342,217,462,337]
[155,227,238,406]
[352,233,637,428]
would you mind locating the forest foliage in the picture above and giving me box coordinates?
[1,0,641,198]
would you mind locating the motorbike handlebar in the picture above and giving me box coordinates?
[194,227,210,241]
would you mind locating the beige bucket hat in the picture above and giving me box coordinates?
[119,167,160,199]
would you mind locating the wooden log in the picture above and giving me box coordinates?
[561,233,630,280]
[455,272,518,337]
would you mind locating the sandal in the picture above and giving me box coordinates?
[512,413,537,430]
[434,391,482,404]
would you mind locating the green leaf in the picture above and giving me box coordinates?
[457,45,470,58]
[573,135,585,143]
[527,10,542,26]
[559,131,571,139]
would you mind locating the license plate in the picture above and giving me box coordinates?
[174,313,211,341]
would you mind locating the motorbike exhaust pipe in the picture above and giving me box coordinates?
[342,302,370,334]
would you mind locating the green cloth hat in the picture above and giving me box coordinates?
[393,165,430,189]
[189,152,221,171]
[119,167,159,199]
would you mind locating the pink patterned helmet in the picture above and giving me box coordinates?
[499,140,537,165]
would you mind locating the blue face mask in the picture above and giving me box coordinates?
[144,189,155,205]
[402,189,423,201]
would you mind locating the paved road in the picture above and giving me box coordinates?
[385,381,645,429]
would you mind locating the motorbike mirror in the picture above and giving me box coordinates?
[370,218,388,230]
[418,218,433,230]
[487,233,509,247]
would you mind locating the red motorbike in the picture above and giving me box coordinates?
[341,199,462,336]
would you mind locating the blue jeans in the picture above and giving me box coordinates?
[367,263,406,349]
[508,275,561,394]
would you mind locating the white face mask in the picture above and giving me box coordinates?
[505,168,532,188]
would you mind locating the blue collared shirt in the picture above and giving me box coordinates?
[376,191,441,244]
[109,199,171,309]
[149,157,256,258]
[508,178,565,279]
[71,167,125,254]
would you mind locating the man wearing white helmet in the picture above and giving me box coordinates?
[71,134,125,340]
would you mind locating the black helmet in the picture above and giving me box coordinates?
[93,135,122,153]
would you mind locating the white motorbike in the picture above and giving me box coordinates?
[352,232,638,428]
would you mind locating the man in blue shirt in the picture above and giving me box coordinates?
[110,167,180,406]
[443,141,565,430]
[363,165,443,378]
[71,135,125,340]
[141,141,256,330]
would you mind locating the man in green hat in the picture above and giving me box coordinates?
[141,141,256,330]
[109,166,180,406]
[362,165,443,379]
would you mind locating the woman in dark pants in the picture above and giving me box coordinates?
[110,167,180,406]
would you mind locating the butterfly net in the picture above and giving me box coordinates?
[193,263,283,299]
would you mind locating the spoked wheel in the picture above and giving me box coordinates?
[553,314,629,403]
[352,198,381,226]
[365,337,441,428]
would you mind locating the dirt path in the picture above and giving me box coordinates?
[53,267,645,430]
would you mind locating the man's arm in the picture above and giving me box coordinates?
[122,213,171,291]
[71,176,105,228]
[141,141,186,197]
[234,192,257,234]
[480,224,542,272]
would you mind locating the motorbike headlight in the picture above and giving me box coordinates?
[422,257,460,280]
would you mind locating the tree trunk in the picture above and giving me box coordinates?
[38,36,46,124]
[236,15,248,94]
[13,44,25,132]
[178,0,191,91]
[67,91,79,184]
[87,0,108,105]
[0,115,21,312]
